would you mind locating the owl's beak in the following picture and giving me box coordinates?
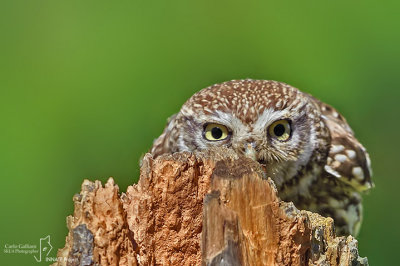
[244,143,257,161]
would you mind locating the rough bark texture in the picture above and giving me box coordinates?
[54,148,368,266]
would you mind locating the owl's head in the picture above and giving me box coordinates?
[169,80,331,184]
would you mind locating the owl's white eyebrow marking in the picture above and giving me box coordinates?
[253,108,289,132]
[201,110,249,135]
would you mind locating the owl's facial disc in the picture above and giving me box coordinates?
[190,106,311,176]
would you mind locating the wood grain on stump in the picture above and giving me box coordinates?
[54,148,368,266]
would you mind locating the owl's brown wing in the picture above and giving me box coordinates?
[313,99,373,192]
[150,113,180,158]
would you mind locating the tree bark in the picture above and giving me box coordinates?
[54,148,368,266]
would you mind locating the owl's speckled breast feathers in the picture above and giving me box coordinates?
[150,79,373,236]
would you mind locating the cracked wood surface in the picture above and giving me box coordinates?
[54,148,368,266]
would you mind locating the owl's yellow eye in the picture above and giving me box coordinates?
[269,119,291,141]
[204,123,229,141]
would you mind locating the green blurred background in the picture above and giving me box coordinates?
[1,0,399,264]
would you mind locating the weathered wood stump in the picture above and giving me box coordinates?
[54,148,368,265]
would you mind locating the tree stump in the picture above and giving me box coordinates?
[54,148,368,265]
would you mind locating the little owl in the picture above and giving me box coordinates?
[150,79,373,236]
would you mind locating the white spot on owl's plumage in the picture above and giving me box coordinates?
[365,152,372,174]
[324,165,341,178]
[345,149,356,159]
[334,154,348,163]
[331,144,345,153]
[331,160,341,168]
[336,204,360,235]
[328,197,343,209]
[352,167,364,181]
